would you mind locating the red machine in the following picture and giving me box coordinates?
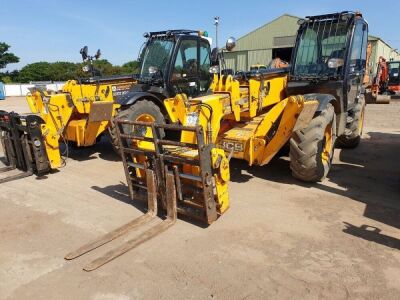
[371,56,389,97]
[365,55,391,104]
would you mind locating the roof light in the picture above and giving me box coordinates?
[297,19,306,26]
[199,31,209,37]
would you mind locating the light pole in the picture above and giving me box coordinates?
[214,17,220,49]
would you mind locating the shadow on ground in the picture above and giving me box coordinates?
[90,131,399,246]
[64,136,120,163]
[229,131,400,245]
[343,222,400,250]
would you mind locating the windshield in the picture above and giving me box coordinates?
[388,62,400,84]
[140,39,175,77]
[293,20,349,77]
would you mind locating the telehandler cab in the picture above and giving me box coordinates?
[65,12,369,271]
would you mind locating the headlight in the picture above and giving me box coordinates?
[148,66,158,74]
[209,66,220,74]
[33,139,41,147]
[327,58,344,69]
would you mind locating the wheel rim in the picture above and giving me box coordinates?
[321,122,333,164]
[134,113,155,137]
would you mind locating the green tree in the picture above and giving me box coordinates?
[0,70,19,83]
[122,61,140,74]
[17,62,53,82]
[51,61,78,81]
[0,42,19,69]
[76,59,117,78]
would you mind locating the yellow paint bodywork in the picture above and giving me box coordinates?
[211,147,230,213]
[25,79,130,169]
[161,73,319,216]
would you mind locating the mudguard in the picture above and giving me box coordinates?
[117,91,164,108]
[303,93,337,112]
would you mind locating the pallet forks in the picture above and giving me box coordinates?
[0,111,50,183]
[65,119,221,271]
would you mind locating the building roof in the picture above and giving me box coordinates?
[368,35,393,48]
[231,14,301,51]
[229,14,398,56]
[236,14,301,42]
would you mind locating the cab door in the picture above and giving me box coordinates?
[169,37,211,98]
[346,21,368,109]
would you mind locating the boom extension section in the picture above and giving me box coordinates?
[0,80,122,183]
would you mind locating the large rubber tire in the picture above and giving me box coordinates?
[110,100,165,154]
[290,103,336,182]
[336,96,365,148]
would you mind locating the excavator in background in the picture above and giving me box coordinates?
[363,42,392,104]
[65,11,369,271]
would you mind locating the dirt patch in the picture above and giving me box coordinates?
[0,97,399,299]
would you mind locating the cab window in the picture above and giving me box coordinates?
[171,38,211,97]
[349,22,368,72]
[173,39,197,80]
[199,40,211,92]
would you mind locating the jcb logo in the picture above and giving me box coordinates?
[220,140,244,153]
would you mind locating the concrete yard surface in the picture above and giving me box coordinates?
[0,97,399,299]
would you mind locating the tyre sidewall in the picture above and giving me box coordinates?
[290,103,336,182]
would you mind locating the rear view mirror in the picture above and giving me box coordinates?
[327,58,344,69]
[80,46,88,61]
[225,37,236,51]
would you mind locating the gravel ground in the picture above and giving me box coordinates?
[0,96,399,300]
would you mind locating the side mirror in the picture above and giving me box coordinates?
[211,47,219,65]
[327,58,344,69]
[225,37,236,52]
[80,46,88,61]
[95,49,101,60]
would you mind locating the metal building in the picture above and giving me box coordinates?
[225,14,400,77]
[367,35,400,78]
[224,14,300,72]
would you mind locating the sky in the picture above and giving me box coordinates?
[1,0,400,71]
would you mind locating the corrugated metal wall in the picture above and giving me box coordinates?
[236,52,247,71]
[247,49,272,68]
[369,38,400,78]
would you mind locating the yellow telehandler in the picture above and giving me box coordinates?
[65,12,369,271]
[0,47,137,183]
[0,32,216,182]
[0,77,136,183]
